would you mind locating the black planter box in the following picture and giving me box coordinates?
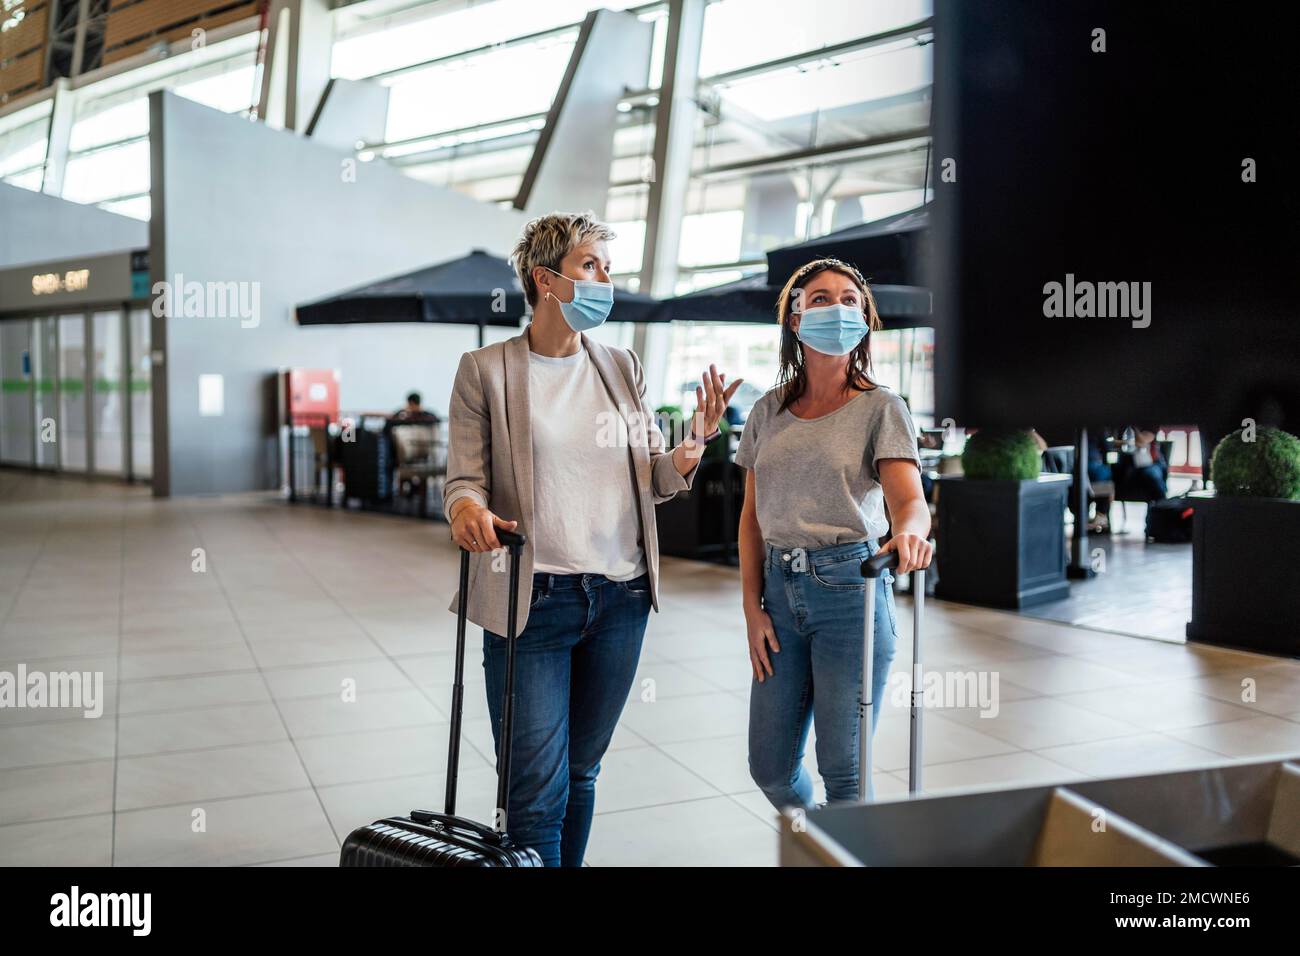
[1186,491,1300,657]
[655,459,744,561]
[935,474,1072,609]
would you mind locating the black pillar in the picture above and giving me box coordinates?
[1067,426,1096,579]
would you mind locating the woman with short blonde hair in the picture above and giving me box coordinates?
[444,211,740,866]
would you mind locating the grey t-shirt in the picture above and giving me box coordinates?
[734,385,921,549]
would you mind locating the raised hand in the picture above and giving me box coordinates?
[691,364,743,441]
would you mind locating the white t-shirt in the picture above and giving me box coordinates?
[528,349,646,580]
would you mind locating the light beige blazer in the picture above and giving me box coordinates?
[444,329,696,636]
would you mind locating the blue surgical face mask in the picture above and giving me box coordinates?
[544,267,614,332]
[795,303,869,355]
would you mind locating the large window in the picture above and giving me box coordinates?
[658,0,934,421]
[332,0,651,80]
[384,42,575,146]
[662,322,934,425]
[698,0,932,76]
[334,1,665,207]
[0,101,51,190]
[663,322,781,414]
[55,32,259,219]
[684,0,933,272]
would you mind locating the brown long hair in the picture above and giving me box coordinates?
[774,257,882,413]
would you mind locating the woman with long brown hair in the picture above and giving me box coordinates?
[734,257,932,807]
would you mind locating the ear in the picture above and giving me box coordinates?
[533,266,552,301]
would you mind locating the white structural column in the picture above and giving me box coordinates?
[40,80,75,196]
[256,0,335,132]
[635,0,706,401]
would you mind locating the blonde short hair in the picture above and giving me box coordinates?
[510,212,616,307]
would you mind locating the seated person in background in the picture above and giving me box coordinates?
[391,391,439,425]
[1119,428,1168,502]
[1042,429,1110,534]
[1085,429,1113,533]
[1087,430,1112,483]
[384,393,440,502]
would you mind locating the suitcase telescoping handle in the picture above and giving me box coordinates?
[859,550,925,802]
[444,529,526,836]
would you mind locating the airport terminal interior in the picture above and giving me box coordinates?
[1,0,1298,868]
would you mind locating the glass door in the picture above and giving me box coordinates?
[3,307,152,481]
[57,313,88,472]
[33,316,58,469]
[127,308,152,479]
[91,309,125,475]
[0,319,34,466]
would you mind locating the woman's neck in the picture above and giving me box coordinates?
[527,308,582,357]
[801,351,854,402]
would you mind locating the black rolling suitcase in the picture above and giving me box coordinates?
[339,530,543,867]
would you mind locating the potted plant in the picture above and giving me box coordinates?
[1186,426,1300,655]
[935,429,1072,608]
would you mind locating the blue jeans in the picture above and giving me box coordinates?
[749,539,899,809]
[482,571,650,867]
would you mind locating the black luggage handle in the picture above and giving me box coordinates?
[444,529,527,836]
[860,550,900,578]
[408,808,504,844]
[858,545,927,799]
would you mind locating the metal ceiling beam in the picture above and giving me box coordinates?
[43,0,109,86]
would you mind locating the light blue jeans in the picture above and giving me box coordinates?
[748,539,899,809]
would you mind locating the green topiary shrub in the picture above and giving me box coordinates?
[655,404,730,460]
[961,428,1042,481]
[1209,426,1300,499]
[655,405,683,447]
[705,416,733,462]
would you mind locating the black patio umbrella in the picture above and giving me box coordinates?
[650,273,777,324]
[295,249,525,330]
[295,249,662,344]
[650,273,931,328]
[764,205,930,287]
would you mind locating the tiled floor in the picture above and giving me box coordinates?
[1019,504,1195,642]
[2,471,1298,867]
